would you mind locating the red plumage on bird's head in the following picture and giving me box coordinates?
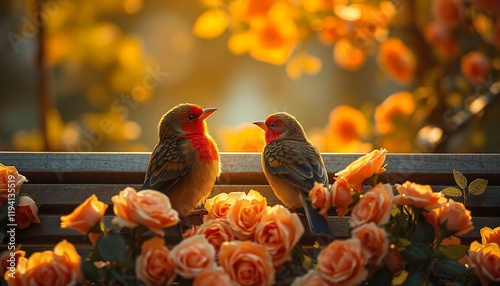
[253,112,307,144]
[158,103,217,140]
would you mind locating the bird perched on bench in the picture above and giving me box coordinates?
[254,112,332,238]
[142,103,220,220]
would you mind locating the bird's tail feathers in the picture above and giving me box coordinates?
[300,193,333,239]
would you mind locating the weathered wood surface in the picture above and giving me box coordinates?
[1,152,499,255]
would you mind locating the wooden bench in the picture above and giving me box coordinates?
[1,152,499,255]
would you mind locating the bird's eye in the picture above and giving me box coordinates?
[188,114,195,120]
[269,122,276,128]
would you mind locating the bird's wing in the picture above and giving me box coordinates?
[142,138,195,194]
[263,140,329,193]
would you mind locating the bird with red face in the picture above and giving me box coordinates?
[143,103,220,218]
[254,112,332,237]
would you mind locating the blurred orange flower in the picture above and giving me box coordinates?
[1,249,25,277]
[318,16,347,45]
[333,38,367,71]
[460,51,492,84]
[374,91,415,134]
[0,164,28,206]
[60,194,108,234]
[218,123,265,152]
[424,22,459,59]
[433,0,464,28]
[325,105,368,144]
[286,51,322,80]
[377,38,416,84]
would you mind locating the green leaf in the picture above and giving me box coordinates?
[452,169,467,189]
[440,244,469,260]
[468,179,488,196]
[441,187,463,197]
[97,233,127,263]
[111,269,128,285]
[403,270,426,286]
[433,259,470,279]
[81,260,100,283]
[401,243,432,267]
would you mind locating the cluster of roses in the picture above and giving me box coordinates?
[2,185,304,285]
[0,164,39,231]
[303,148,500,285]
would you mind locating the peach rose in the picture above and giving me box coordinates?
[468,241,500,285]
[317,238,369,286]
[197,219,235,253]
[335,148,387,190]
[135,236,176,286]
[330,177,354,218]
[291,270,329,286]
[0,163,28,202]
[218,241,275,286]
[226,190,267,240]
[350,183,393,229]
[15,196,41,229]
[170,235,216,279]
[352,222,389,266]
[5,240,82,286]
[394,181,447,209]
[460,51,491,84]
[60,194,108,234]
[481,226,500,245]
[111,187,179,236]
[193,267,233,286]
[423,208,440,238]
[254,204,304,265]
[308,182,331,219]
[1,249,25,277]
[437,199,474,236]
[204,192,246,222]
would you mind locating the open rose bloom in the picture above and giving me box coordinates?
[15,196,41,229]
[6,240,82,286]
[111,187,179,236]
[136,236,176,286]
[0,164,28,209]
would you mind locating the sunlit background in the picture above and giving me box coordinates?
[1,0,499,153]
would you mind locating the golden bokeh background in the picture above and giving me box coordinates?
[0,0,499,153]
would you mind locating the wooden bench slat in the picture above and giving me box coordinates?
[1,152,499,185]
[20,184,500,216]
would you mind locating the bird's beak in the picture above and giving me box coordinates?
[199,108,217,120]
[253,121,267,131]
